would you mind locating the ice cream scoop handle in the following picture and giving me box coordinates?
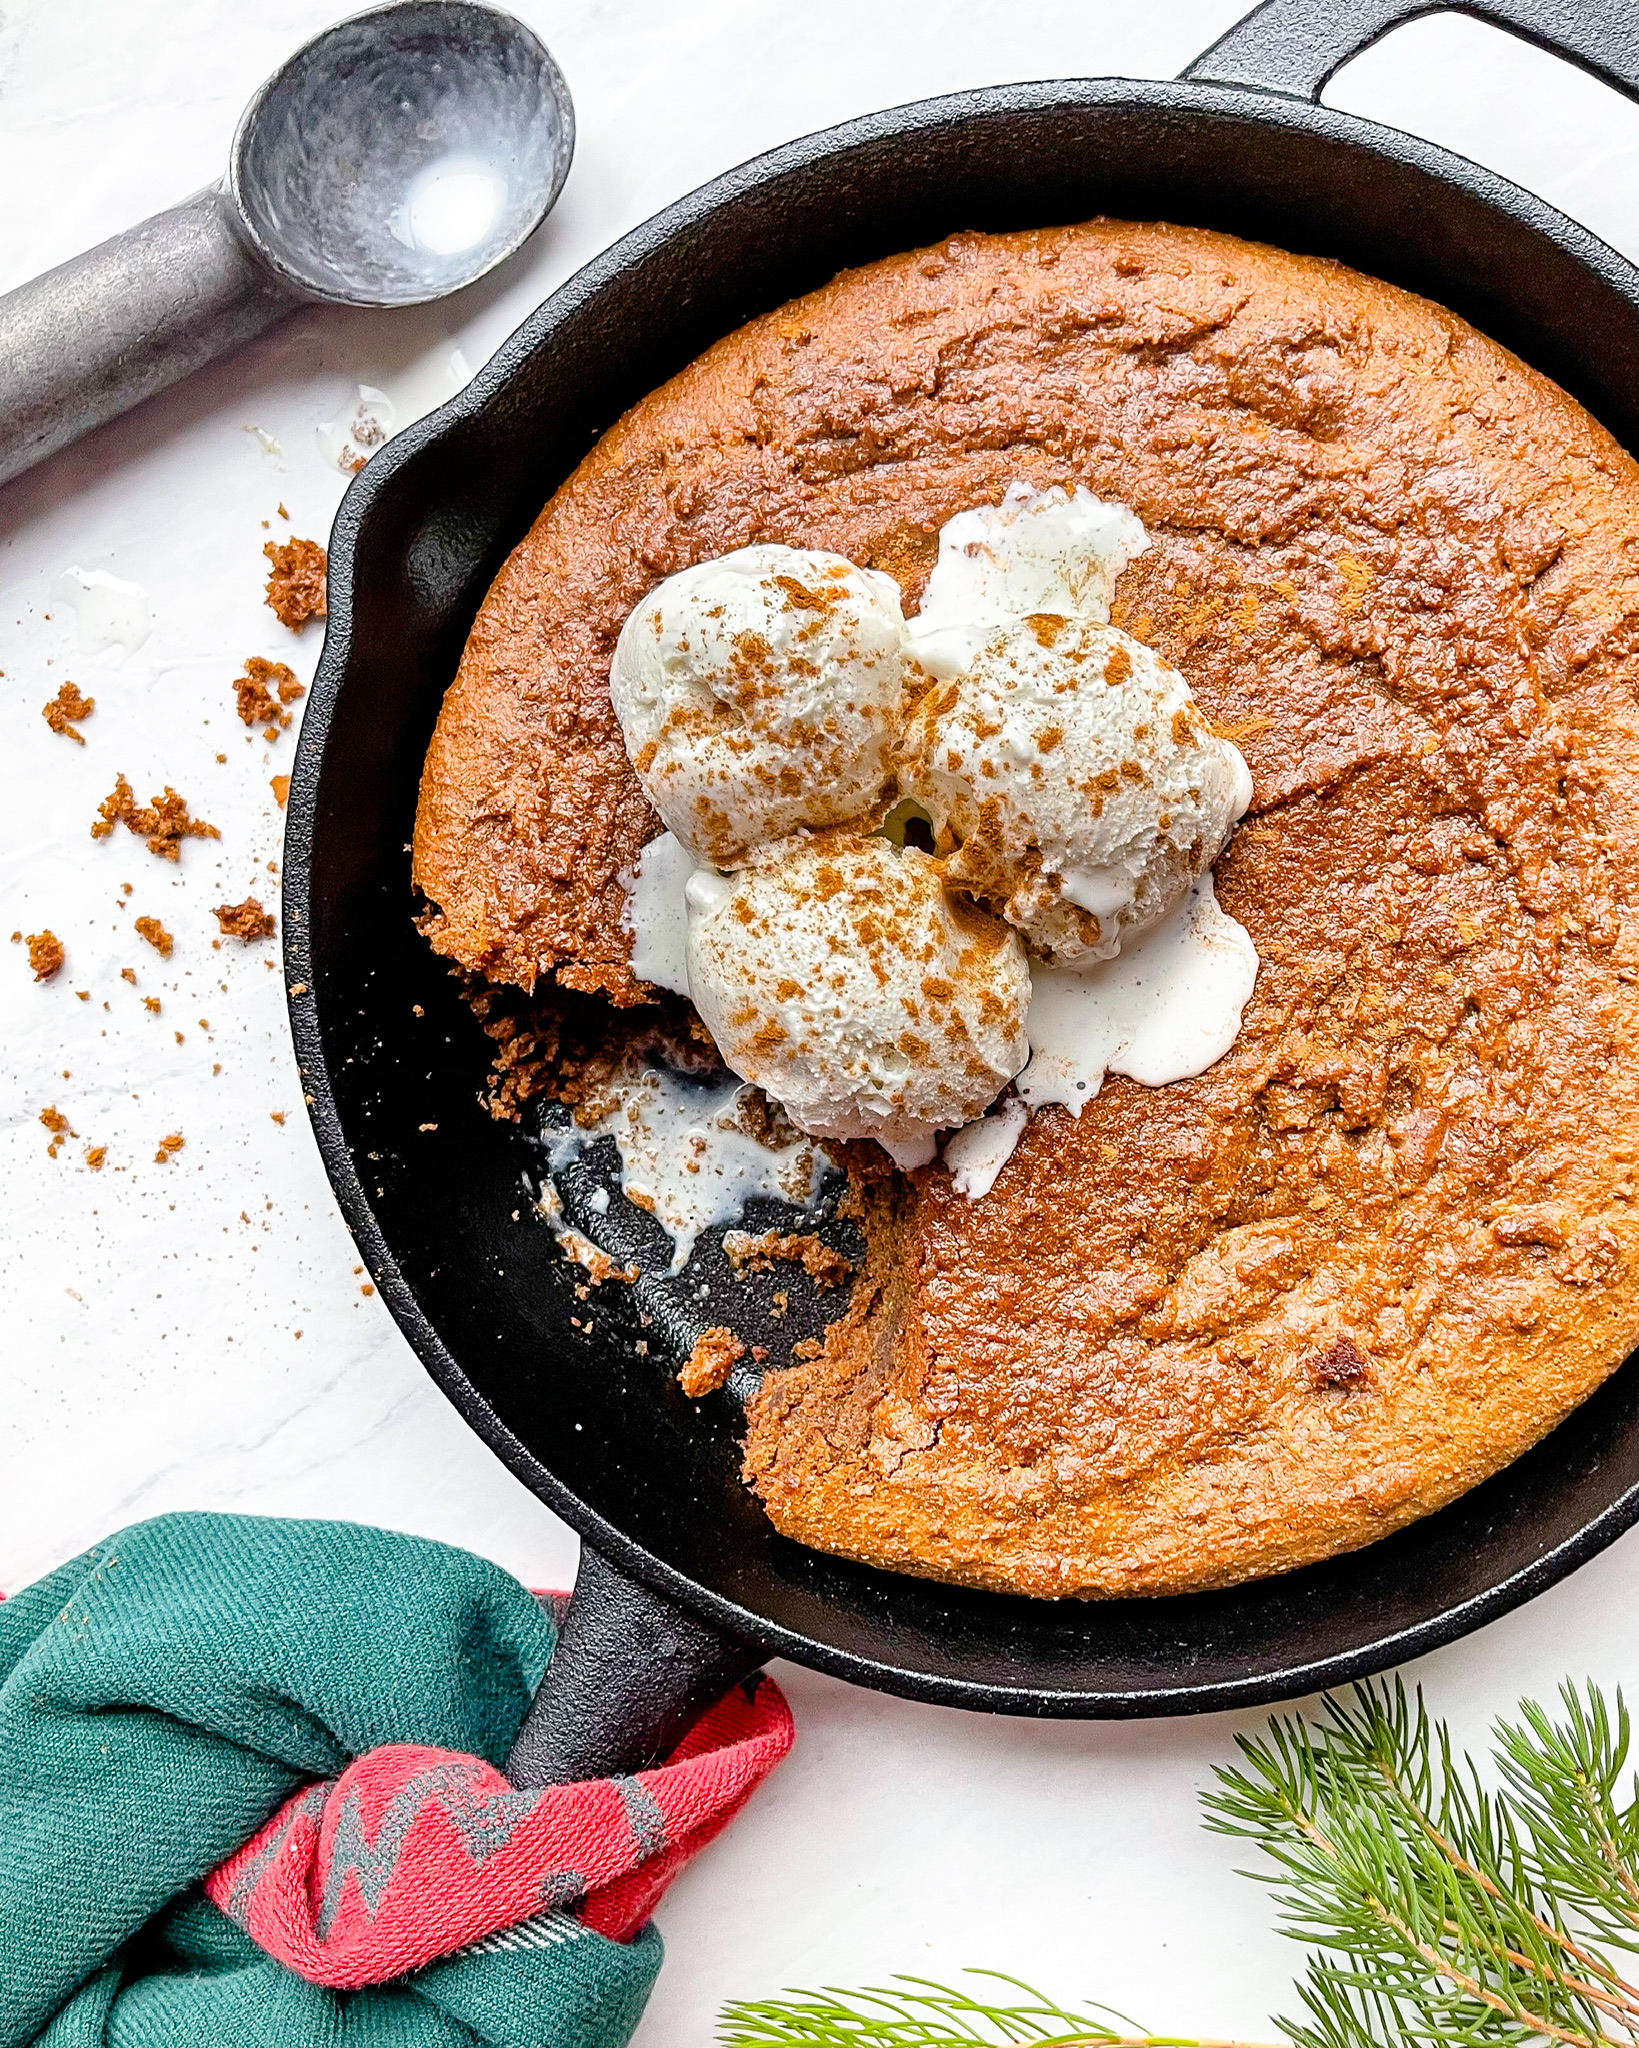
[0,185,302,490]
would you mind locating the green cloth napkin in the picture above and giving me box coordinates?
[0,1513,660,2047]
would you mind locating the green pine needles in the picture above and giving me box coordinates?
[720,1679,1639,2048]
[1207,1678,1639,2048]
[716,1969,1278,2045]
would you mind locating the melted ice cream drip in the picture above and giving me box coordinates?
[905,479,1146,681]
[54,567,151,658]
[544,1064,829,1274]
[620,831,694,996]
[318,345,473,472]
[1018,877,1258,1113]
[942,1096,1030,1200]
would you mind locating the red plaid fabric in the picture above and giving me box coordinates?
[205,1672,793,1989]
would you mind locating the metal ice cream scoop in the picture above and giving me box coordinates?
[0,0,573,489]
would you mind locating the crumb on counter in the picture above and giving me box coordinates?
[154,1132,185,1164]
[678,1326,745,1398]
[233,655,305,736]
[271,774,291,809]
[143,995,161,1014]
[18,929,65,980]
[40,1106,75,1158]
[92,775,220,860]
[215,897,275,941]
[85,1146,106,1171]
[134,915,173,957]
[263,537,328,629]
[42,681,95,742]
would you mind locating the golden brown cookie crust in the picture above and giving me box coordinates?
[416,219,1639,1595]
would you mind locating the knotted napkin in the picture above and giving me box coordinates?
[0,1512,792,2047]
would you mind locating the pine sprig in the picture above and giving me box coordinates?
[1495,1688,1639,1960]
[715,1970,1281,2047]
[720,1682,1639,2048]
[1204,1679,1639,2048]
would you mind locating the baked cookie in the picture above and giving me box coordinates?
[415,220,1639,1596]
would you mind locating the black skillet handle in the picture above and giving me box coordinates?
[1185,0,1639,103]
[505,1543,765,1787]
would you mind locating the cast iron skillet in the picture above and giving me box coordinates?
[287,0,1639,1786]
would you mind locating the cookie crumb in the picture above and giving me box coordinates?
[214,897,275,941]
[270,1110,286,1125]
[723,1229,852,1288]
[793,1337,824,1361]
[678,1326,745,1398]
[559,1230,639,1286]
[42,681,94,742]
[134,915,173,956]
[154,1132,185,1163]
[20,929,64,980]
[270,774,291,808]
[143,995,161,1013]
[233,655,305,735]
[263,537,327,629]
[120,968,137,984]
[40,1105,75,1158]
[85,1145,106,1171]
[92,775,219,860]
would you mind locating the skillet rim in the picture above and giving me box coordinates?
[285,70,1639,1715]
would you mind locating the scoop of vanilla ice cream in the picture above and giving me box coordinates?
[609,545,906,867]
[898,615,1252,966]
[905,480,1146,682]
[684,837,1030,1167]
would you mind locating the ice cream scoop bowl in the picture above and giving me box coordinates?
[0,0,573,488]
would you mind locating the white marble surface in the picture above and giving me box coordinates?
[7,3,1639,2040]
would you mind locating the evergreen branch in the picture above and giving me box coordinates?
[721,1682,1639,2048]
[1203,1680,1639,2048]
[714,1972,1286,2048]
[1495,1686,1639,1958]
